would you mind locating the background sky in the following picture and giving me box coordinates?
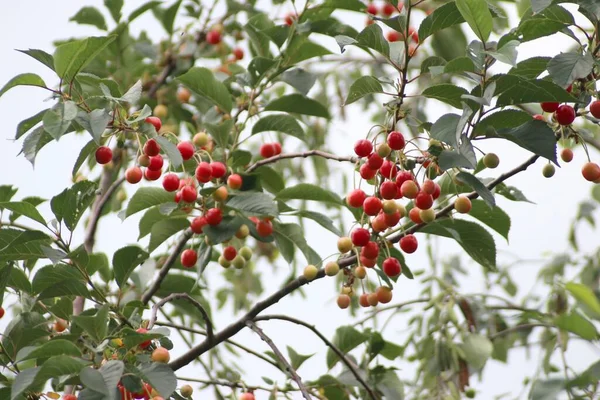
[1,1,599,399]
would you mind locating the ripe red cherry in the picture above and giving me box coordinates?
[541,102,559,113]
[239,393,256,400]
[408,207,423,224]
[126,166,143,184]
[256,219,273,236]
[181,186,197,203]
[590,100,600,119]
[0,307,4,319]
[205,208,223,226]
[366,3,378,15]
[63,395,77,400]
[379,160,398,179]
[195,162,212,183]
[145,116,162,131]
[414,191,434,210]
[360,164,378,180]
[284,13,297,26]
[359,293,370,307]
[371,214,388,232]
[206,30,221,45]
[381,3,396,16]
[144,168,162,181]
[95,146,112,164]
[380,181,398,199]
[360,255,376,268]
[162,173,180,192]
[143,139,161,156]
[233,47,244,60]
[136,327,151,348]
[387,131,405,150]
[190,216,207,234]
[273,142,282,155]
[227,174,243,189]
[210,162,227,179]
[223,246,237,261]
[422,179,435,195]
[260,143,276,158]
[582,162,600,182]
[560,148,573,163]
[432,182,441,200]
[533,114,545,121]
[384,210,401,227]
[387,31,400,42]
[400,234,418,253]
[395,171,413,187]
[363,196,382,216]
[401,180,419,199]
[361,241,379,259]
[367,153,384,170]
[354,139,373,157]
[177,141,195,160]
[555,105,576,125]
[181,249,198,268]
[148,155,164,171]
[347,189,367,208]
[382,257,401,277]
[351,228,370,247]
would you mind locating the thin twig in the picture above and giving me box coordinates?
[354,298,431,325]
[245,320,312,400]
[489,323,553,340]
[141,229,193,305]
[254,314,379,400]
[246,150,358,173]
[177,376,278,392]
[148,293,214,343]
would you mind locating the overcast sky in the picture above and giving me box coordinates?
[1,1,599,399]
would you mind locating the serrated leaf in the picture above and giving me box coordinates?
[50,180,98,231]
[0,73,46,98]
[155,136,183,168]
[468,200,510,240]
[276,183,341,204]
[16,340,82,362]
[32,263,89,299]
[422,84,469,109]
[77,109,111,143]
[326,326,368,369]
[15,109,47,140]
[455,172,495,207]
[226,192,278,217]
[0,202,46,225]
[474,109,532,136]
[508,56,551,79]
[273,222,320,265]
[177,67,232,113]
[356,24,389,57]
[0,229,51,261]
[252,114,304,142]
[344,76,383,105]
[148,219,189,252]
[72,140,97,177]
[494,120,557,164]
[547,51,594,88]
[73,304,110,343]
[43,101,78,140]
[456,0,493,42]
[54,36,116,83]
[16,49,55,71]
[113,246,149,287]
[265,94,329,118]
[126,187,175,217]
[418,2,465,40]
[70,6,108,30]
[494,74,578,106]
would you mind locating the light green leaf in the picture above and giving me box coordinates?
[73,304,110,342]
[72,140,97,178]
[126,187,175,218]
[76,109,111,143]
[252,114,305,142]
[345,76,383,105]
[356,24,389,57]
[0,202,45,225]
[326,326,368,369]
[205,119,233,149]
[488,40,519,66]
[113,246,149,288]
[16,49,55,71]
[139,362,177,398]
[177,67,232,113]
[276,183,342,205]
[418,2,465,40]
[460,334,493,370]
[279,68,317,95]
[15,109,47,140]
[43,101,78,140]
[287,346,314,370]
[547,51,594,89]
[530,379,565,400]
[0,73,46,98]
[273,222,320,265]
[456,0,493,41]
[0,229,51,261]
[555,311,598,340]
[32,263,89,299]
[70,6,108,30]
[54,36,116,83]
[265,94,329,118]
[105,0,124,22]
[50,180,98,231]
[565,282,600,318]
[128,1,161,22]
[290,210,342,237]
[155,136,183,168]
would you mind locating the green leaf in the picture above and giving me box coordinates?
[70,6,108,30]
[290,210,342,237]
[148,219,189,252]
[326,326,368,369]
[444,57,476,74]
[73,304,110,342]
[418,2,465,41]
[421,219,496,270]
[226,192,278,217]
[54,35,117,83]
[455,172,495,207]
[494,183,534,203]
[276,183,342,205]
[494,74,578,106]
[205,119,233,149]
[438,150,476,170]
[105,0,124,22]
[456,0,493,41]
[139,207,185,239]
[469,200,510,240]
[430,114,460,147]
[265,94,330,118]
[204,216,245,244]
[139,362,177,398]
[76,109,111,143]
[43,101,78,140]
[177,67,233,113]
[16,49,55,71]
[345,76,383,105]
[555,311,598,340]
[474,109,532,136]
[21,126,53,166]
[285,40,331,65]
[15,109,47,140]
[460,333,493,369]
[80,367,109,395]
[50,180,98,231]
[547,51,594,89]
[422,84,469,109]
[565,282,600,318]
[128,1,161,22]
[0,229,51,261]
[0,73,46,98]
[487,40,519,66]
[0,202,45,225]
[113,246,149,288]
[279,68,317,95]
[356,24,389,57]
[273,222,321,265]
[495,120,557,164]
[196,241,212,274]
[516,5,574,43]
[16,339,82,362]
[155,136,183,168]
[252,114,305,142]
[508,56,551,79]
[530,379,565,400]
[159,0,182,35]
[126,187,174,217]
[72,140,97,177]
[377,370,405,400]
[287,346,314,370]
[32,263,89,299]
[255,166,285,194]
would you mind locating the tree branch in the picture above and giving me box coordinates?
[245,320,312,400]
[489,323,553,340]
[254,314,379,400]
[245,150,358,173]
[148,293,213,343]
[141,229,193,305]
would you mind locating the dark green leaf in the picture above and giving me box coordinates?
[422,84,469,109]
[287,346,314,370]
[205,119,233,149]
[356,24,389,57]
[345,76,383,106]
[418,2,464,41]
[177,67,232,113]
[0,73,46,98]
[273,222,321,265]
[105,0,124,22]
[204,216,245,244]
[53,36,117,83]
[15,109,47,140]
[252,114,305,142]
[139,362,177,398]
[455,172,495,207]
[126,187,175,218]
[276,183,341,205]
[290,210,342,237]
[285,40,331,65]
[495,120,557,163]
[128,1,161,22]
[159,0,182,35]
[16,339,82,362]
[148,219,189,252]
[70,7,108,30]
[430,114,460,147]
[0,202,45,225]
[51,180,98,231]
[155,136,183,168]
[438,150,476,170]
[32,263,89,299]
[469,200,510,240]
[326,326,368,369]
[12,356,87,400]
[72,304,110,342]
[494,183,534,203]
[547,51,594,88]
[72,140,97,177]
[0,229,51,261]
[113,246,149,287]
[279,68,317,95]
[508,56,551,79]
[265,94,329,118]
[474,109,532,136]
[76,109,111,143]
[255,166,285,194]
[43,101,78,140]
[494,75,578,105]
[226,192,278,217]
[16,49,55,71]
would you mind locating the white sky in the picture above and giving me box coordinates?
[1,1,599,400]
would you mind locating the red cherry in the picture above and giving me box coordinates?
[174,191,182,203]
[145,116,162,131]
[95,146,112,164]
[582,162,600,182]
[190,216,207,234]
[382,257,401,277]
[144,168,162,181]
[260,143,276,158]
[381,3,396,16]
[205,208,223,226]
[410,29,419,44]
[227,174,243,189]
[126,166,143,184]
[560,148,573,163]
[195,162,212,183]
[590,100,600,119]
[239,393,256,400]
[233,47,244,60]
[400,234,418,253]
[555,105,576,125]
[136,327,151,348]
[360,255,377,268]
[366,3,378,15]
[347,189,367,208]
[387,31,400,42]
[422,179,435,195]
[210,162,227,179]
[360,164,378,180]
[380,181,398,199]
[148,155,164,171]
[363,196,382,216]
[371,214,388,232]
[395,171,413,188]
[408,207,422,224]
[414,191,433,210]
[533,114,545,121]
[206,30,221,45]
[367,153,384,170]
[387,131,405,150]
[63,395,77,400]
[379,160,398,179]
[541,102,559,113]
[273,142,282,155]
[359,293,370,307]
[143,139,161,156]
[256,219,273,236]
[177,141,195,160]
[432,182,441,200]
[401,180,419,199]
[223,246,237,261]
[0,307,5,319]
[361,241,379,259]
[354,139,373,157]
[181,249,197,268]
[384,211,401,227]
[180,186,197,203]
[162,173,180,192]
[284,13,297,26]
[351,228,370,247]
